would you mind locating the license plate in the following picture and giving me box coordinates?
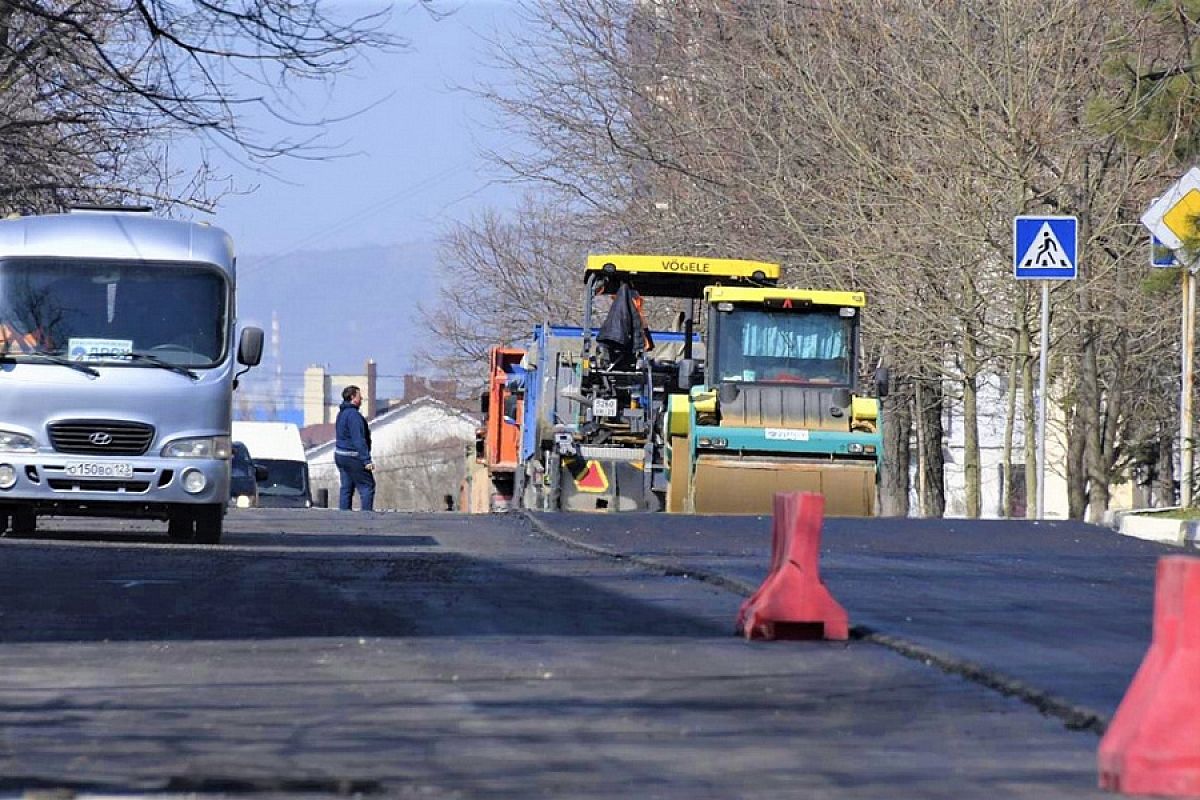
[765,428,810,441]
[593,397,618,418]
[65,461,134,479]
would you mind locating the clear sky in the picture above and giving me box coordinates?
[205,1,523,260]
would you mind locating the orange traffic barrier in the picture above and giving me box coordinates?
[736,492,848,641]
[1099,556,1200,795]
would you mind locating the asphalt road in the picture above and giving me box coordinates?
[533,513,1175,720]
[0,509,1136,798]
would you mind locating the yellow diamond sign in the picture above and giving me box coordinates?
[1144,167,1200,252]
[1163,189,1200,243]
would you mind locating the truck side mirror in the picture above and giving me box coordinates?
[254,464,269,482]
[874,366,890,398]
[677,358,696,389]
[480,391,490,415]
[238,326,265,367]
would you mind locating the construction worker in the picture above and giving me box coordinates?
[334,385,375,511]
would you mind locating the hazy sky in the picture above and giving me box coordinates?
[196,1,530,405]
[206,1,523,260]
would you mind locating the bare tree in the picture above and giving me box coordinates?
[439,0,1187,520]
[0,0,414,212]
[421,195,588,378]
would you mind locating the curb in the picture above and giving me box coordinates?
[1109,508,1200,547]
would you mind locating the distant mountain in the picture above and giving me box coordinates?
[235,240,446,384]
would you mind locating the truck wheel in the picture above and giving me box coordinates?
[167,505,223,544]
[166,511,193,541]
[192,504,224,544]
[11,507,36,536]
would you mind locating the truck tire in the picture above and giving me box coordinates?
[11,507,35,536]
[167,505,224,544]
[166,511,193,541]
[192,504,224,544]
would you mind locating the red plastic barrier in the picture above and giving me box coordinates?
[736,492,848,641]
[1099,556,1200,795]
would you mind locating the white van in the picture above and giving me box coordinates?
[0,209,264,543]
[231,421,312,508]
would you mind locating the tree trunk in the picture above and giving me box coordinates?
[1001,315,1023,518]
[1022,319,1038,519]
[1080,326,1109,522]
[1155,427,1176,507]
[880,380,912,516]
[962,324,981,518]
[917,373,946,517]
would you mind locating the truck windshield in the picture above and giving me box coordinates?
[714,307,853,385]
[0,258,228,368]
[256,459,309,497]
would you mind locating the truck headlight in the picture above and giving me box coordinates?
[162,435,232,459]
[0,431,36,454]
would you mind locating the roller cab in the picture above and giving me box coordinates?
[669,286,884,516]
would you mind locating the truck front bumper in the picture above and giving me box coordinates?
[0,455,229,514]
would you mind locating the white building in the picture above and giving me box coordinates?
[940,373,1132,520]
[307,396,478,512]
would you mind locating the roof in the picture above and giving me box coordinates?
[0,212,235,272]
[705,286,867,307]
[232,420,306,461]
[305,396,480,459]
[585,253,779,298]
[300,423,335,450]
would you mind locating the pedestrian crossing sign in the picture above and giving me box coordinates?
[1013,216,1078,280]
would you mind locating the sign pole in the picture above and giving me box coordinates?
[1037,281,1049,519]
[1183,268,1195,507]
[1014,215,1078,520]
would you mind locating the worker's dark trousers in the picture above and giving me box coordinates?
[335,454,375,511]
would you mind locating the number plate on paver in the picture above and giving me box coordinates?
[65,461,134,479]
[593,398,618,417]
[764,428,809,441]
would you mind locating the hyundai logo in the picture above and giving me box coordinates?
[88,432,113,446]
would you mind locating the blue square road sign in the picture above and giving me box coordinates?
[1014,216,1078,280]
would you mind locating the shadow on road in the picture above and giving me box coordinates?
[0,525,729,643]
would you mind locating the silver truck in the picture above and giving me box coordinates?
[0,208,264,543]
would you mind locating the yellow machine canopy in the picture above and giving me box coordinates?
[586,254,780,298]
[704,285,866,307]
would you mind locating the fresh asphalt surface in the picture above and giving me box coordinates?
[0,508,1167,798]
[535,513,1175,721]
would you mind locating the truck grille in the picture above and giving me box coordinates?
[48,420,155,456]
[48,479,151,493]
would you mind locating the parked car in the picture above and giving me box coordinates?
[230,441,266,508]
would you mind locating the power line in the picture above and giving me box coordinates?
[239,163,468,274]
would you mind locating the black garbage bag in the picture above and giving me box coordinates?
[597,282,652,368]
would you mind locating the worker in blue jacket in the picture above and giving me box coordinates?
[334,384,375,511]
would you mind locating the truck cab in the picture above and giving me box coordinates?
[0,209,263,542]
[230,421,312,508]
